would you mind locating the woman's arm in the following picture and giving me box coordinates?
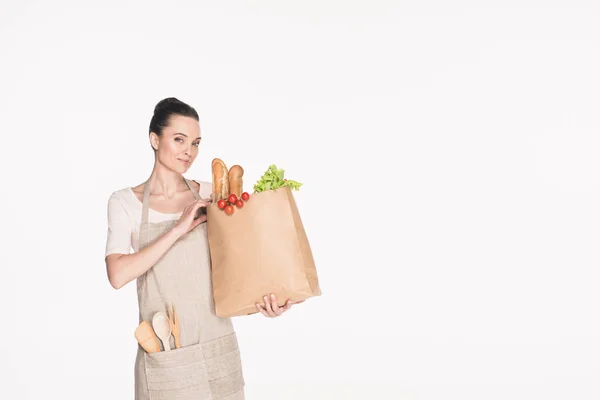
[105,197,210,290]
[106,227,183,289]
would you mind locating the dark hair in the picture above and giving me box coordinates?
[149,97,199,137]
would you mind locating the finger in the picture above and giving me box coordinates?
[256,303,269,318]
[262,295,273,316]
[196,198,212,207]
[188,218,201,231]
[270,294,283,316]
[278,300,291,314]
[193,201,207,213]
[185,200,203,215]
[270,293,280,310]
[263,295,276,317]
[192,215,207,228]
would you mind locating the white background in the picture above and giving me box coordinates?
[1,1,599,399]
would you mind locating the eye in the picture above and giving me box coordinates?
[193,141,200,147]
[175,137,184,143]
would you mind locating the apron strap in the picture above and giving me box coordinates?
[141,178,201,227]
[141,178,152,228]
[184,179,202,201]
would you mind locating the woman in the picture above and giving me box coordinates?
[105,97,297,399]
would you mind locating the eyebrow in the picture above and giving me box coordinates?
[174,133,201,141]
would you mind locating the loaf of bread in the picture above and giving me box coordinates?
[211,158,230,201]
[134,320,161,353]
[228,165,244,197]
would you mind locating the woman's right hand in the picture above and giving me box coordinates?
[107,197,212,290]
[172,199,212,236]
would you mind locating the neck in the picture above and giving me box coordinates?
[147,161,186,200]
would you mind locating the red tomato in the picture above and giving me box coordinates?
[224,205,234,215]
[228,194,238,204]
[241,192,250,201]
[235,199,244,208]
[217,199,227,210]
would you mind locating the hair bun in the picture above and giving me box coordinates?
[149,97,199,137]
[154,97,182,113]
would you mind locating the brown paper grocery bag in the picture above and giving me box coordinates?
[206,186,321,317]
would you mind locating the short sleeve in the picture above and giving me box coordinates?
[105,192,132,257]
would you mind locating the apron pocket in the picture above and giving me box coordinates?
[144,333,244,400]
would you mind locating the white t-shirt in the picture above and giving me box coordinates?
[105,180,212,257]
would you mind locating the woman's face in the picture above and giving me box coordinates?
[151,115,201,173]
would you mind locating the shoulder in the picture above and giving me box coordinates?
[190,179,212,198]
[107,187,136,213]
[108,187,131,202]
[190,179,211,187]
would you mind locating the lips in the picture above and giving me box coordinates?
[179,159,190,165]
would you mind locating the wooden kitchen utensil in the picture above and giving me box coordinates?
[134,321,161,354]
[152,312,172,351]
[167,303,181,349]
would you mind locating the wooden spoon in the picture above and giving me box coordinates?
[152,312,172,351]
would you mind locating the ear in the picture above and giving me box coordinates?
[149,132,160,151]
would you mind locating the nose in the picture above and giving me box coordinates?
[183,141,197,158]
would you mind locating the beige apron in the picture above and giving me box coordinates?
[134,178,245,399]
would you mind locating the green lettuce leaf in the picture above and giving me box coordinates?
[253,164,303,193]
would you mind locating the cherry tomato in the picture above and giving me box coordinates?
[217,199,227,210]
[228,194,238,204]
[224,205,234,215]
[235,199,244,208]
[241,192,250,201]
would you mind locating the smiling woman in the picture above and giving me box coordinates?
[105,98,242,399]
[148,98,202,171]
[104,98,252,400]
[104,97,297,399]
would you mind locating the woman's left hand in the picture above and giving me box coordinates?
[256,293,304,318]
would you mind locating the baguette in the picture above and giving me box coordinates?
[211,158,229,201]
[228,165,244,197]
